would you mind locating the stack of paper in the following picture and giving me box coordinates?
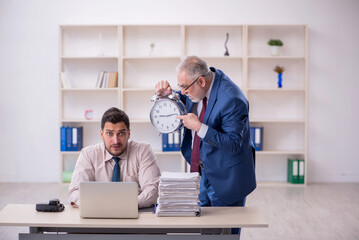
[156,171,200,217]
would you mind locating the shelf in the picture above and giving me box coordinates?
[247,88,305,92]
[257,181,305,187]
[61,88,118,92]
[154,151,182,155]
[248,56,305,60]
[130,119,151,123]
[255,150,305,155]
[61,56,118,59]
[60,151,80,155]
[122,56,180,60]
[61,119,101,123]
[61,151,182,156]
[122,88,154,92]
[59,24,307,184]
[250,119,304,123]
[199,56,242,60]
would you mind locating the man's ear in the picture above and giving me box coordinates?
[199,76,206,87]
[100,129,104,140]
[127,129,131,139]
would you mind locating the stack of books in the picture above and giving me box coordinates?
[155,172,200,217]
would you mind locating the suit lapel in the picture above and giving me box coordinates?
[204,69,220,124]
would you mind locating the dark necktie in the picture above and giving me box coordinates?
[112,157,121,182]
[190,97,207,172]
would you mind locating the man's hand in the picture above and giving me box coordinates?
[155,80,172,97]
[176,114,202,132]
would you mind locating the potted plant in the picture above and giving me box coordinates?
[267,39,283,56]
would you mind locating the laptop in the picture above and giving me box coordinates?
[79,182,139,219]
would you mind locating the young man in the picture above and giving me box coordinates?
[155,56,256,236]
[68,107,161,208]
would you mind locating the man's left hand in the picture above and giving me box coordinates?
[176,114,202,132]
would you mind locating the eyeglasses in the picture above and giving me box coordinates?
[178,75,205,91]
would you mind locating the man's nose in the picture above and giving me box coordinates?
[181,88,186,95]
[112,136,119,143]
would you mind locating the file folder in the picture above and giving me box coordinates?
[287,158,299,184]
[298,159,305,184]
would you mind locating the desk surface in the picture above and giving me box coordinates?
[0,204,268,229]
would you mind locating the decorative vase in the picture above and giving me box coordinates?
[277,73,283,88]
[271,46,279,56]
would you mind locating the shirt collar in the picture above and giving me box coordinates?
[205,71,215,100]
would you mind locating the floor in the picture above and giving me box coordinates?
[0,183,359,240]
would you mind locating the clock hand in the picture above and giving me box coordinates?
[158,114,178,117]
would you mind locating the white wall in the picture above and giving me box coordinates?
[0,0,358,182]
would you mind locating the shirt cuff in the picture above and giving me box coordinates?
[197,123,208,139]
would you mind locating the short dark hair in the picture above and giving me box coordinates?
[101,107,130,130]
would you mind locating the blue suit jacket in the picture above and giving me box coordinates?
[180,67,256,205]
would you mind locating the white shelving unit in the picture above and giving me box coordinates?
[245,25,308,185]
[59,25,307,186]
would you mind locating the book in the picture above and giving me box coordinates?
[114,72,118,87]
[95,71,105,88]
[287,158,299,184]
[298,159,305,184]
[60,72,72,89]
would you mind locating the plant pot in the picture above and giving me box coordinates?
[270,46,280,56]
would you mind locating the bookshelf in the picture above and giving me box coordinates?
[245,25,308,185]
[59,24,307,186]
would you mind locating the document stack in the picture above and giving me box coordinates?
[156,171,200,217]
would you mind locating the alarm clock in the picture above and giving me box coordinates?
[149,91,187,133]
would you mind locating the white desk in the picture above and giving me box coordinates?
[0,204,268,240]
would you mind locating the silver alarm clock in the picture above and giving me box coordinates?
[149,91,187,133]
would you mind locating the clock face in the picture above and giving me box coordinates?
[150,99,182,133]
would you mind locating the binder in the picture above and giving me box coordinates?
[71,127,83,151]
[78,127,83,150]
[72,127,78,151]
[66,127,72,151]
[250,127,263,151]
[174,131,180,151]
[162,133,168,151]
[287,159,299,184]
[60,126,67,151]
[168,133,174,151]
[298,159,305,184]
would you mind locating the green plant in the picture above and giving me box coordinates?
[267,39,283,46]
